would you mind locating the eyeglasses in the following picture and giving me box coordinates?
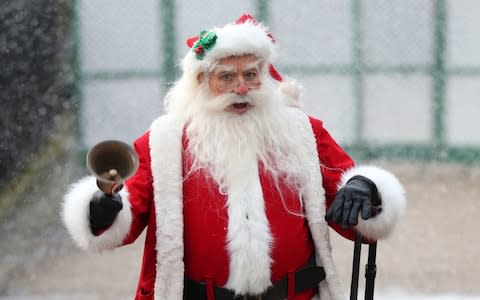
[207,68,261,93]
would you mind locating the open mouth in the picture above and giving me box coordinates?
[232,103,248,109]
[225,102,251,114]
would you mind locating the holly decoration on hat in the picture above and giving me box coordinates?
[184,13,282,81]
[191,30,217,60]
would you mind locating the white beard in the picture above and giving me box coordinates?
[184,79,310,199]
[183,78,314,292]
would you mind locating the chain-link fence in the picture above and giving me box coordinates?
[73,0,480,163]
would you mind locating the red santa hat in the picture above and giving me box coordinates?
[182,13,302,104]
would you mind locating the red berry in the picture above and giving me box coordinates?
[194,46,203,54]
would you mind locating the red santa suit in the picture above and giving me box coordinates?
[62,108,406,300]
[62,15,406,300]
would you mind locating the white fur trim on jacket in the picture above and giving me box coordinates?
[339,165,406,240]
[149,115,186,299]
[61,176,132,251]
[289,108,344,300]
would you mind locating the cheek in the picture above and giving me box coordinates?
[208,81,224,96]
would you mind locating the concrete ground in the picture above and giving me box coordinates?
[331,162,480,299]
[1,159,479,300]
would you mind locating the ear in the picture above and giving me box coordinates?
[197,72,205,84]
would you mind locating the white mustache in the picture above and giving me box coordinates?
[206,88,268,112]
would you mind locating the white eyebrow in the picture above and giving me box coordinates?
[213,64,236,73]
[244,61,261,71]
[211,59,263,74]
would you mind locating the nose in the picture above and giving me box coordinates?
[233,82,249,96]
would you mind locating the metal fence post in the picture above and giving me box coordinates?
[255,0,270,24]
[160,0,177,90]
[432,0,447,161]
[351,0,366,159]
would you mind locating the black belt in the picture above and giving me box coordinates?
[184,261,325,300]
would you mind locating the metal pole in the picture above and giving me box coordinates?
[350,232,363,300]
[351,0,366,159]
[160,0,177,88]
[255,0,270,24]
[364,242,378,300]
[432,0,447,160]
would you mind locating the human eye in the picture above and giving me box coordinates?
[219,72,234,81]
[244,70,258,81]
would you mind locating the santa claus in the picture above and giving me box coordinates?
[62,14,406,300]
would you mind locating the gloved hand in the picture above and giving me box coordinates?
[325,175,382,229]
[89,191,123,232]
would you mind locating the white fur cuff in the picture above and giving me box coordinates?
[339,165,406,240]
[61,176,132,251]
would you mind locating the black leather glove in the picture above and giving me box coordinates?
[325,175,382,229]
[89,191,123,232]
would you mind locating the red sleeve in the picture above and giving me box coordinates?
[309,116,358,241]
[122,131,154,245]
